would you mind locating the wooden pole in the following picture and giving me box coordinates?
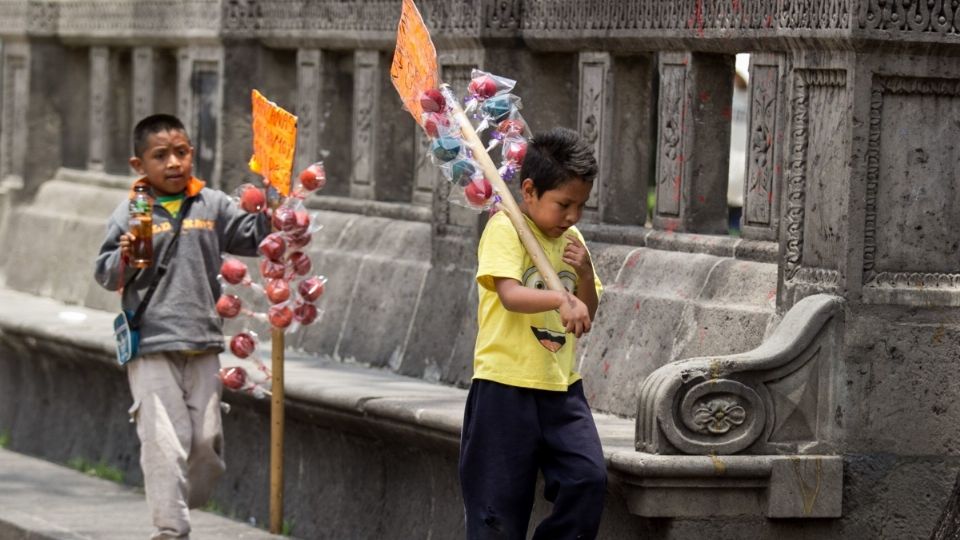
[445,88,565,293]
[269,327,284,534]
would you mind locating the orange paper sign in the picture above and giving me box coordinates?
[390,0,439,127]
[249,89,297,196]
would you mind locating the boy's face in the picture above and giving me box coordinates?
[520,177,592,238]
[129,129,194,196]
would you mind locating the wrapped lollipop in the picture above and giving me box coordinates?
[229,330,259,359]
[219,257,264,293]
[288,251,312,277]
[265,278,292,304]
[297,275,328,303]
[258,233,287,263]
[497,136,528,183]
[296,161,327,193]
[465,70,516,113]
[219,365,273,397]
[235,183,267,213]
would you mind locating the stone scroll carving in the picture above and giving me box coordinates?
[636,294,843,455]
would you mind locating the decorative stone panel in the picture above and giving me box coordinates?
[295,49,322,178]
[741,53,788,242]
[577,52,610,216]
[781,68,847,299]
[861,75,960,306]
[0,42,27,183]
[637,293,844,456]
[350,50,380,200]
[87,47,109,172]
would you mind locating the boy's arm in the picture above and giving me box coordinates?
[217,191,272,256]
[563,235,599,321]
[93,213,137,291]
[494,277,591,337]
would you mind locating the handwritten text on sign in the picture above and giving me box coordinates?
[249,89,297,196]
[390,0,439,128]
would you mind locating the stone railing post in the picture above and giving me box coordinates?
[740,53,790,242]
[653,52,733,235]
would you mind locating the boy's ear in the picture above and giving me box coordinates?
[128,156,145,175]
[520,178,537,202]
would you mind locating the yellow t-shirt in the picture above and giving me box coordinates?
[474,211,603,391]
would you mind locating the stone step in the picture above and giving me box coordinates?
[0,448,288,540]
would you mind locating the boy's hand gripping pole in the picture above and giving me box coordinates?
[443,86,565,293]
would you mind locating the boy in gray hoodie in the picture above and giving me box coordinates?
[94,114,270,539]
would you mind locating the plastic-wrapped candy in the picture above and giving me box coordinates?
[482,95,518,123]
[216,294,243,318]
[298,276,327,302]
[265,278,291,304]
[423,111,452,138]
[219,257,250,286]
[503,137,527,164]
[259,258,286,280]
[447,159,480,187]
[419,89,446,113]
[288,232,312,250]
[297,161,326,192]
[431,137,461,163]
[258,233,287,262]
[466,70,516,103]
[219,366,248,390]
[268,304,294,329]
[464,177,494,208]
[293,299,319,325]
[271,205,297,232]
[289,251,312,276]
[236,183,267,213]
[229,331,258,358]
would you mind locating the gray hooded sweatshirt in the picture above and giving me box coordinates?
[94,181,270,356]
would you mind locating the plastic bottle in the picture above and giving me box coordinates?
[129,183,154,268]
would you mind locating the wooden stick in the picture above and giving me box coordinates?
[445,89,565,293]
[269,327,284,534]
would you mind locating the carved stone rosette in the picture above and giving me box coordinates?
[637,294,843,455]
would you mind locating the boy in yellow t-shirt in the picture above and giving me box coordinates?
[460,127,606,540]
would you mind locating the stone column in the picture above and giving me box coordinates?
[653,52,734,235]
[295,49,322,180]
[740,53,789,242]
[577,52,656,226]
[178,45,222,188]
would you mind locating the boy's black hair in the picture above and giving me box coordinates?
[519,127,598,196]
[132,114,188,157]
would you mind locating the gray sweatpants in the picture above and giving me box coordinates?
[127,351,226,540]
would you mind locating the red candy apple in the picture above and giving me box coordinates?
[272,206,297,232]
[293,301,319,325]
[497,119,525,137]
[216,294,242,318]
[299,163,326,191]
[259,258,286,280]
[258,233,287,262]
[291,211,311,236]
[239,185,266,213]
[265,279,291,304]
[220,258,248,285]
[464,178,494,207]
[289,232,312,250]
[298,276,325,302]
[219,366,247,390]
[268,305,293,329]
[289,251,312,276]
[419,89,446,113]
[468,75,498,99]
[229,332,256,358]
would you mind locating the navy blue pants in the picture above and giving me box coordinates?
[459,379,607,540]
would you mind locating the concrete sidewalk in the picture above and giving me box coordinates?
[0,448,286,540]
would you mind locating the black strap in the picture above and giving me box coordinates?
[129,196,195,329]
